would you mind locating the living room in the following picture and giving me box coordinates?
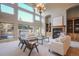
[0,2,79,56]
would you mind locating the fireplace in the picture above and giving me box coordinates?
[53,28,63,39]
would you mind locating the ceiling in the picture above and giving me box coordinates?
[31,3,79,10]
[45,3,79,10]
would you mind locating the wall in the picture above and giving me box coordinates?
[41,4,79,37]
[45,8,67,25]
[44,8,67,38]
[67,5,79,19]
[45,15,51,37]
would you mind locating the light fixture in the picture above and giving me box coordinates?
[35,3,46,35]
[35,3,46,14]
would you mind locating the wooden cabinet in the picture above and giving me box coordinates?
[67,19,79,33]
[67,18,79,41]
[74,19,79,33]
[67,20,73,33]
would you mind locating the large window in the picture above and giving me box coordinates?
[35,10,40,15]
[0,22,14,40]
[35,15,40,21]
[18,3,34,12]
[1,4,14,14]
[18,10,33,22]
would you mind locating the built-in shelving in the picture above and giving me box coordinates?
[67,19,79,33]
[67,20,73,33]
[74,19,79,33]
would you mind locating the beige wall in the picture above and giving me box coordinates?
[67,5,79,19]
[44,8,67,38]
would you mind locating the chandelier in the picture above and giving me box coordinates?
[35,3,46,36]
[35,3,46,14]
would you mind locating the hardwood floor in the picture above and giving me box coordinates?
[65,41,79,56]
[66,47,79,56]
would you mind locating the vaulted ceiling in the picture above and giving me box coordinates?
[31,3,79,16]
[31,3,79,10]
[45,3,79,10]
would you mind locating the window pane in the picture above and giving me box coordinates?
[18,10,33,22]
[35,15,40,21]
[0,22,15,40]
[1,4,14,14]
[35,10,40,15]
[18,3,34,12]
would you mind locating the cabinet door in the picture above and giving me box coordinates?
[67,20,73,33]
[74,19,79,33]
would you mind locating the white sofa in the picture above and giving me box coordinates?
[48,35,71,55]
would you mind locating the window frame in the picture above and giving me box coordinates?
[1,4,14,15]
[18,3,34,12]
[35,15,40,21]
[18,10,34,22]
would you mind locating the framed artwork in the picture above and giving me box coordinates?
[52,16,64,26]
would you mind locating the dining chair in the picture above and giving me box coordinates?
[23,40,39,56]
[18,37,25,49]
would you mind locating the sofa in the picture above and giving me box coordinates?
[48,35,71,55]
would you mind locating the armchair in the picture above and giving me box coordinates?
[48,35,71,55]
